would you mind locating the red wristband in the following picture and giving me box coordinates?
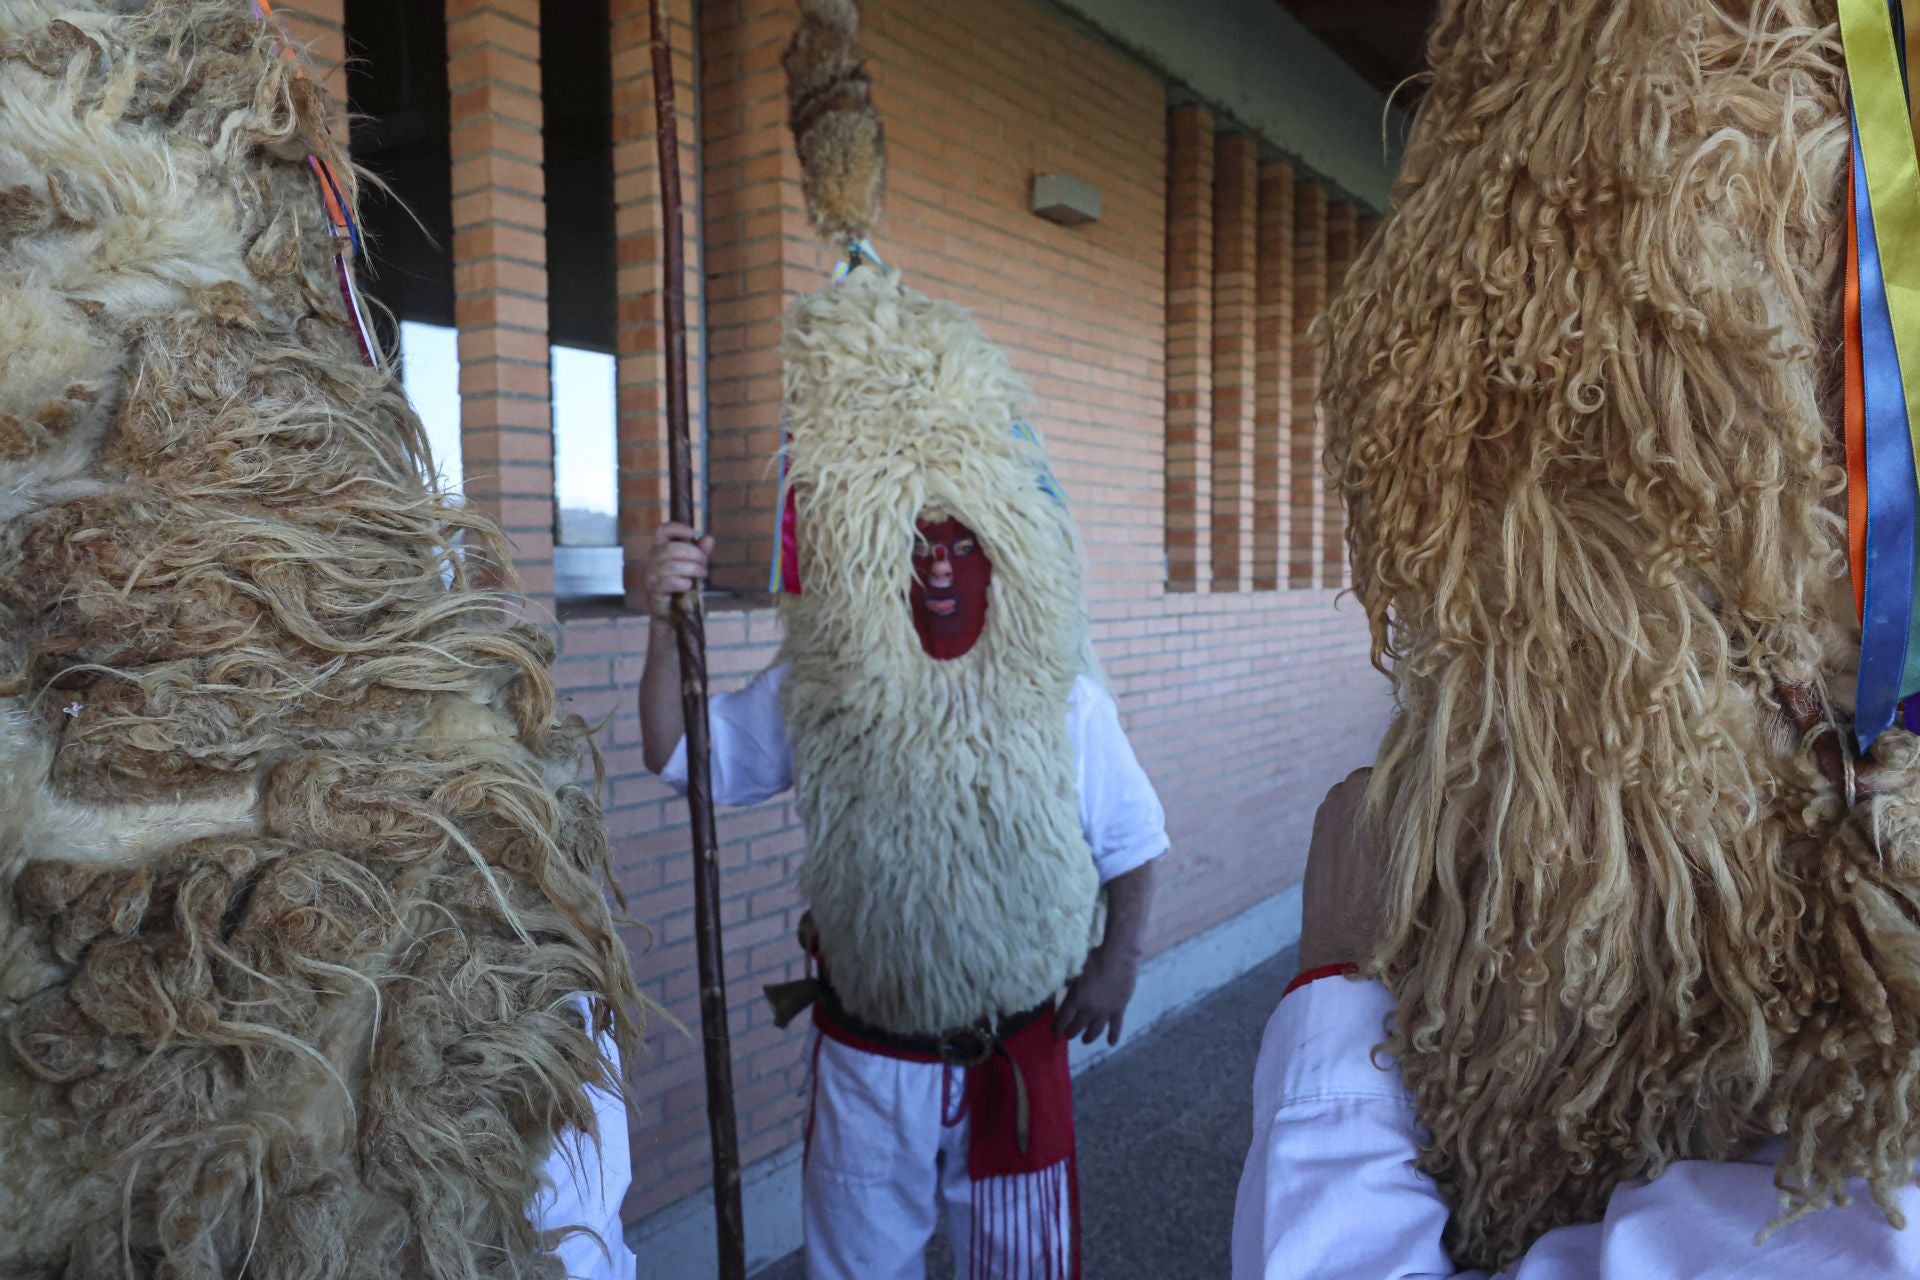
[1284,963,1359,997]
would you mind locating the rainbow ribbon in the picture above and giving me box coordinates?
[250,0,381,370]
[1841,0,1920,748]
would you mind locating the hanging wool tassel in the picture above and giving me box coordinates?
[783,0,885,249]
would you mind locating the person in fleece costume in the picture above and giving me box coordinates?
[1236,2,1920,1278]
[637,4,1165,1277]
[0,2,642,1278]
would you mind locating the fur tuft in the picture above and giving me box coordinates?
[777,270,1096,1035]
[1323,0,1920,1270]
[783,0,885,247]
[0,4,643,1276]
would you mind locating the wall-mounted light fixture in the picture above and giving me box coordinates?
[1030,172,1101,226]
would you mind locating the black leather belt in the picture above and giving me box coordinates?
[814,977,1052,1068]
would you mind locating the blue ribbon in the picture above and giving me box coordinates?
[1853,116,1918,749]
[831,239,885,282]
[1011,418,1067,505]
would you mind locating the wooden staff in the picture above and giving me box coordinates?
[648,2,746,1276]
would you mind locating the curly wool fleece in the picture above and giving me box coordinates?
[778,268,1099,1037]
[1326,0,1920,1271]
[0,4,642,1277]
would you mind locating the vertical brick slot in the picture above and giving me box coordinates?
[614,0,704,608]
[699,0,812,595]
[1165,105,1215,592]
[1321,200,1358,589]
[1209,134,1258,592]
[1287,180,1327,589]
[447,0,553,599]
[1253,160,1294,592]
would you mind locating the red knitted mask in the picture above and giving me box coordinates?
[910,518,991,660]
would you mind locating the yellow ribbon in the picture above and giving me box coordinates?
[1841,0,1920,472]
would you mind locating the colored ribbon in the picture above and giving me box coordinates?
[1846,162,1867,621]
[1011,418,1068,506]
[768,434,802,596]
[251,0,381,369]
[830,238,886,282]
[1850,119,1916,747]
[1840,0,1920,746]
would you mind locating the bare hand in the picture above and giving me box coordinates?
[1054,944,1140,1046]
[645,523,714,618]
[1297,768,1385,972]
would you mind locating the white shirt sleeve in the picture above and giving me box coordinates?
[1232,976,1485,1280]
[531,1012,638,1280]
[1232,976,1920,1280]
[657,663,794,807]
[1068,676,1170,884]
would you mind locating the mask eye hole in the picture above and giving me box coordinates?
[953,538,976,558]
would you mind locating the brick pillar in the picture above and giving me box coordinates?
[1165,105,1215,593]
[1321,200,1358,589]
[1287,180,1327,589]
[1357,214,1383,248]
[277,1,348,117]
[613,0,704,609]
[448,0,554,599]
[1209,134,1258,592]
[1252,160,1294,592]
[699,0,813,595]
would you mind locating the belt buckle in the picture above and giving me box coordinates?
[936,1024,994,1068]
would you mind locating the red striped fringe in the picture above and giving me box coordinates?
[967,1156,1078,1280]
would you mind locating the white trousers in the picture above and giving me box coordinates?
[802,1029,1074,1280]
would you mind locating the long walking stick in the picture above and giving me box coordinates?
[648,3,746,1276]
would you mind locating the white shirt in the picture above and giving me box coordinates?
[1232,977,1920,1279]
[661,664,1168,884]
[531,1019,638,1280]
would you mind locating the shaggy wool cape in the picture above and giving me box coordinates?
[1323,0,1920,1271]
[0,4,642,1277]
[777,267,1100,1037]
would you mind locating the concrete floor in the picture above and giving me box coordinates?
[754,944,1298,1279]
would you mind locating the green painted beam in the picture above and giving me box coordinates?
[1048,0,1408,212]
